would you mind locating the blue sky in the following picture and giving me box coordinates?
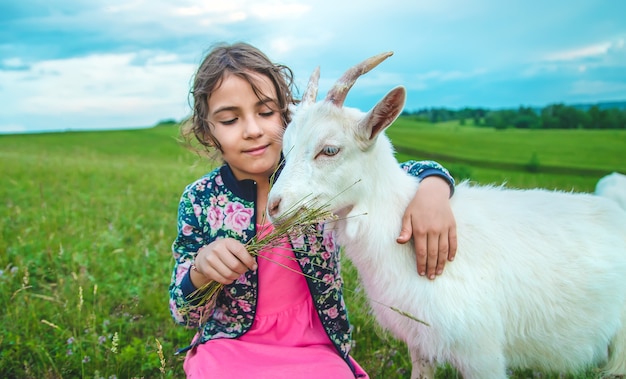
[1,0,625,133]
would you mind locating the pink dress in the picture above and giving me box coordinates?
[184,224,368,378]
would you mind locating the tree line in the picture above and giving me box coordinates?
[403,103,626,129]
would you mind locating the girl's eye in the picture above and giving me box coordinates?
[321,145,340,156]
[260,111,274,117]
[221,118,237,125]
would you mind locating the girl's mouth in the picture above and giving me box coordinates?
[244,144,268,156]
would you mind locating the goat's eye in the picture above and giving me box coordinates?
[321,145,340,156]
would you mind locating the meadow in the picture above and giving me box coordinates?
[1,119,625,378]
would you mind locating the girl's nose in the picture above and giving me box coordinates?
[243,117,264,138]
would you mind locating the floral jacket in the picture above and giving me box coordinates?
[169,160,454,375]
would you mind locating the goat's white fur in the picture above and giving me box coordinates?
[267,57,626,379]
[596,172,626,212]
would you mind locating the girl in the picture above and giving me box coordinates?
[169,42,457,378]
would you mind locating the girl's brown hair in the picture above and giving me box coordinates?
[181,42,296,156]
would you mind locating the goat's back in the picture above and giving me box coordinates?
[438,183,626,370]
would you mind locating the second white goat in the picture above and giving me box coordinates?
[596,171,626,211]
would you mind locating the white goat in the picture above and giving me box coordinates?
[596,172,626,211]
[267,52,626,379]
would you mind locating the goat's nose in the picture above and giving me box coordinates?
[267,197,281,218]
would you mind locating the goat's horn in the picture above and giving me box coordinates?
[325,51,393,107]
[302,66,320,105]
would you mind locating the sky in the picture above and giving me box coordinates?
[1,0,625,134]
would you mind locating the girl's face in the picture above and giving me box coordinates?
[207,72,284,182]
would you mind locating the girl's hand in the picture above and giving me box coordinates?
[190,238,258,287]
[396,176,457,279]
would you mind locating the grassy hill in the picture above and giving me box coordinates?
[1,119,624,378]
[388,119,625,192]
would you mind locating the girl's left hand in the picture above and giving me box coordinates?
[396,176,457,279]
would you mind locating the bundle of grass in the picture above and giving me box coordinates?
[183,195,337,312]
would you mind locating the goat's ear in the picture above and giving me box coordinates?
[359,86,406,143]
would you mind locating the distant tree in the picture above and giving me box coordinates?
[588,105,603,129]
[513,106,540,129]
[604,108,626,129]
[402,103,625,129]
[540,105,561,129]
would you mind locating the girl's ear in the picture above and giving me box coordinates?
[199,125,221,150]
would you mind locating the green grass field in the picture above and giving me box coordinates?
[1,119,624,378]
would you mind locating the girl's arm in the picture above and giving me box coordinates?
[398,160,457,280]
[168,187,214,328]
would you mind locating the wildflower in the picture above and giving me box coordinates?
[67,337,75,345]
[98,335,106,345]
[82,356,90,363]
[66,349,73,356]
[22,268,29,287]
[111,332,119,354]
[78,286,83,311]
[155,338,166,374]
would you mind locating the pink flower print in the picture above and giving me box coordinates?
[321,251,331,261]
[175,261,192,285]
[213,306,226,322]
[235,273,250,285]
[208,205,225,230]
[216,174,224,186]
[182,222,194,236]
[309,243,320,255]
[299,257,311,266]
[224,202,253,234]
[217,194,228,206]
[291,234,305,249]
[169,299,184,323]
[322,273,334,285]
[323,229,337,252]
[237,299,252,312]
[193,204,202,217]
[325,305,339,319]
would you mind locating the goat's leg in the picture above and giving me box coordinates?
[602,304,626,376]
[454,347,508,379]
[409,347,435,379]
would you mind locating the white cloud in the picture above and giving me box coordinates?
[0,51,196,131]
[2,0,625,132]
[2,57,26,69]
[544,42,612,62]
[0,123,28,134]
[570,80,626,96]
